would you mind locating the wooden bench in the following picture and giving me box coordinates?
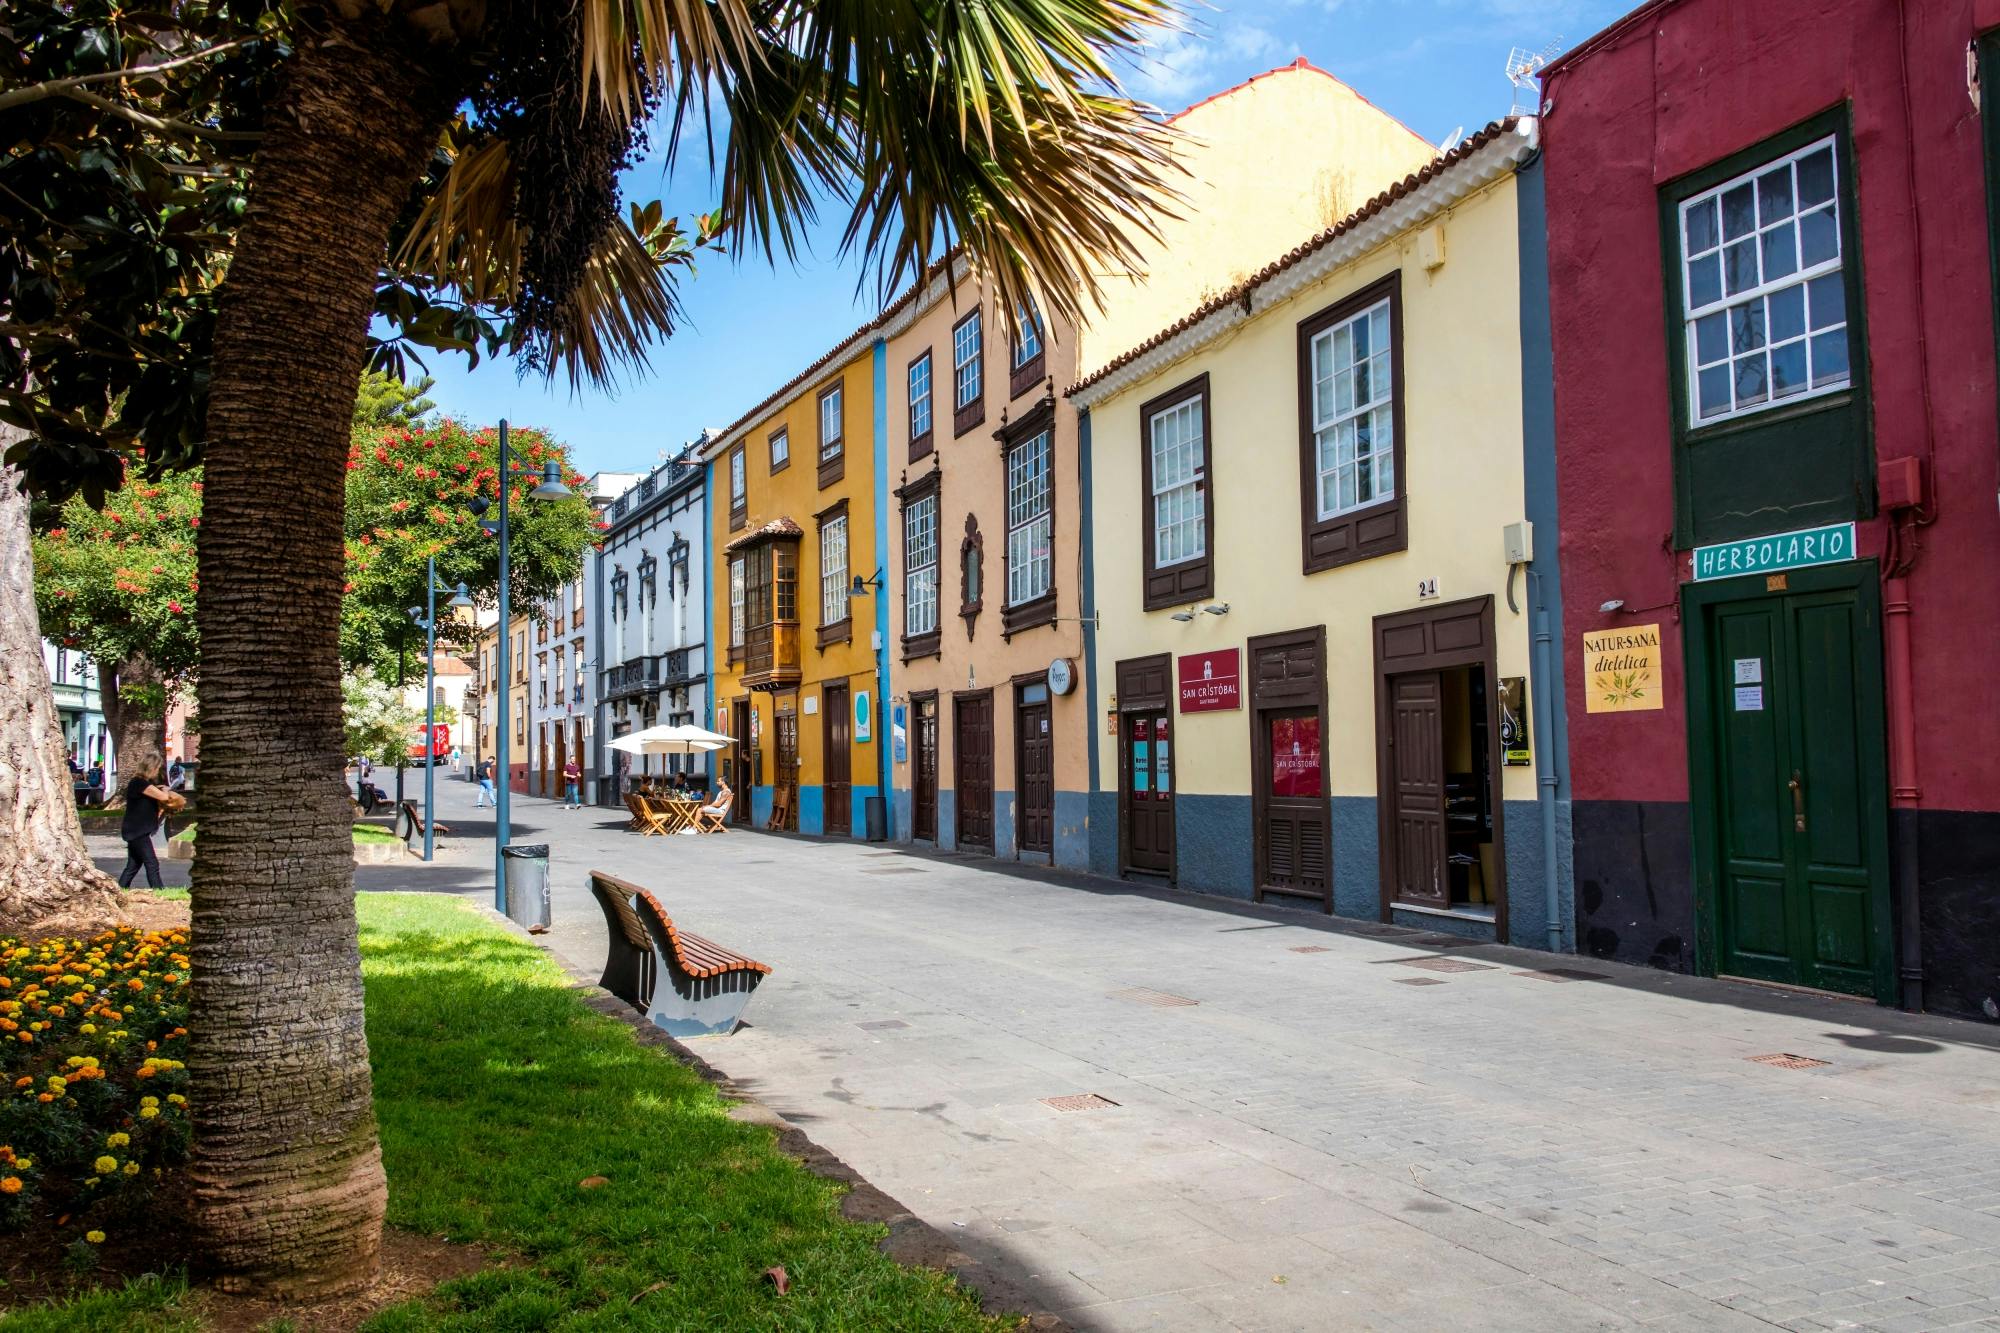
[589,871,771,1037]
[588,874,658,1011]
[397,800,448,845]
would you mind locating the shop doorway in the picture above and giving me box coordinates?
[773,707,799,831]
[954,691,993,851]
[551,723,567,798]
[1115,655,1174,880]
[1249,629,1331,908]
[729,698,753,824]
[1015,680,1053,856]
[1686,566,1893,1001]
[912,693,939,842]
[1374,597,1507,932]
[823,682,851,836]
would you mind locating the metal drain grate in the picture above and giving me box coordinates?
[1394,977,1449,986]
[1748,1053,1831,1069]
[1108,987,1199,1007]
[1041,1093,1120,1113]
[855,1019,910,1031]
[1388,957,1497,974]
[1514,968,1613,983]
[1289,945,1333,954]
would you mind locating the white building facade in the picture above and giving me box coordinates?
[45,641,107,772]
[591,447,708,805]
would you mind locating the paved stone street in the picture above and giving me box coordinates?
[134,777,2000,1331]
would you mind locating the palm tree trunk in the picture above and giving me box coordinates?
[188,22,456,1300]
[97,652,168,806]
[0,459,122,931]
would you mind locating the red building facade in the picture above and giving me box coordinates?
[1543,0,2000,1020]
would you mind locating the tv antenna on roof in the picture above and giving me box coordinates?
[1505,39,1564,115]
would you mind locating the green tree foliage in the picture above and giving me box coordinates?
[33,469,201,691]
[351,372,437,433]
[341,418,596,675]
[341,670,420,768]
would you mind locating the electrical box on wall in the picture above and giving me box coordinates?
[1503,520,1534,565]
[1878,456,1926,511]
[1417,223,1447,272]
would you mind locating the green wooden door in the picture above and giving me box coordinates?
[1693,572,1891,999]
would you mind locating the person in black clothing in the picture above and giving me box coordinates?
[118,758,175,890]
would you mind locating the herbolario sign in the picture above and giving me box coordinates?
[1689,521,1856,582]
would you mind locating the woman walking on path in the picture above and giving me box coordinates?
[476,756,497,808]
[563,757,582,810]
[118,758,176,889]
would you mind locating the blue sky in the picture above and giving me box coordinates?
[415,0,1639,478]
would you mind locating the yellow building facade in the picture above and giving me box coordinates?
[703,338,888,834]
[1073,120,1565,946]
[882,60,1439,869]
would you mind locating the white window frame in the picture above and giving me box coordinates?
[904,494,939,637]
[1309,296,1396,521]
[820,514,849,627]
[1677,134,1849,428]
[1149,396,1205,568]
[728,556,745,648]
[729,448,745,504]
[953,311,982,409]
[819,385,843,461]
[1012,301,1042,369]
[1004,430,1053,607]
[769,427,789,470]
[908,353,932,440]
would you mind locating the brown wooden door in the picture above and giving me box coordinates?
[913,696,938,841]
[1123,712,1174,874]
[537,730,549,797]
[954,692,993,850]
[551,725,566,793]
[1256,707,1329,898]
[823,682,851,835]
[775,712,799,830]
[1015,684,1053,855]
[1390,672,1448,908]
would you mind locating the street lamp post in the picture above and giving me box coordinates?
[476,421,572,913]
[408,559,475,862]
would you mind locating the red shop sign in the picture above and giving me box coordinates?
[1177,648,1241,714]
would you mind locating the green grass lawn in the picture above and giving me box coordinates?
[167,823,401,845]
[3,895,1007,1331]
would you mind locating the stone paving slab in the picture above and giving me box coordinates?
[408,777,2000,1332]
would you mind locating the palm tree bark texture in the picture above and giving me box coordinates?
[189,16,461,1299]
[0,454,122,931]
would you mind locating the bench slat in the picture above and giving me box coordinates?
[593,876,772,980]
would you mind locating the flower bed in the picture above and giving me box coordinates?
[0,928,192,1258]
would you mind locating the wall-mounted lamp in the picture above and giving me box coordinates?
[848,569,885,598]
[1202,603,1231,616]
[1170,607,1196,622]
[1599,599,1626,614]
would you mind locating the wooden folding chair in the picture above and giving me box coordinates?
[626,792,673,836]
[694,790,733,833]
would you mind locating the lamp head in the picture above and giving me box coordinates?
[448,583,475,611]
[1170,609,1195,622]
[529,461,571,500]
[1203,603,1231,616]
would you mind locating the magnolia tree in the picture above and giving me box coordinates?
[342,670,422,768]
[34,471,203,791]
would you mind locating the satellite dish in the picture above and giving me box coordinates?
[1504,39,1565,115]
[1439,126,1465,153]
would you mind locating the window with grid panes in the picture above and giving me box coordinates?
[819,514,849,626]
[1678,137,1849,425]
[908,353,932,439]
[904,494,938,636]
[728,557,745,647]
[1309,298,1395,519]
[953,311,982,408]
[1012,302,1042,368]
[818,386,843,460]
[1149,397,1205,566]
[1005,431,1052,606]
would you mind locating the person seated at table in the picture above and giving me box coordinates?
[697,780,731,825]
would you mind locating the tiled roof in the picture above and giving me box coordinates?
[1065,118,1527,400]
[724,516,805,552]
[430,656,473,676]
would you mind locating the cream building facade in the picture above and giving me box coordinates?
[1072,119,1572,948]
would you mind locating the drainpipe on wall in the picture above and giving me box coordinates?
[1530,576,1562,954]
[1884,570,1924,1011]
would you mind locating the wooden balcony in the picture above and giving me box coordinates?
[742,622,801,691]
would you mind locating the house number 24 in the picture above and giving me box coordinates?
[1417,577,1440,600]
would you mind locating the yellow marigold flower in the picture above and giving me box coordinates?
[139,1106,159,1119]
[85,1230,104,1244]
[140,1096,159,1107]
[45,1076,66,1092]
[106,1133,129,1148]
[79,1023,95,1034]
[122,1161,139,1177]
[14,1158,29,1169]
[166,1094,186,1106]
[93,1156,117,1174]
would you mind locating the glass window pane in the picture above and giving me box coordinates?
[1760,225,1797,281]
[1767,284,1806,342]
[1724,239,1759,296]
[1354,359,1372,408]
[1810,330,1849,387]
[1769,340,1808,399]
[1798,206,1839,267]
[1684,197,1718,254]
[1734,354,1768,406]
[1694,311,1728,364]
[1688,253,1722,309]
[1371,307,1389,350]
[1722,183,1756,240]
[1807,273,1845,330]
[1334,367,1353,417]
[1374,438,1394,500]
[1698,365,1732,419]
[1758,167,1794,222]
[1729,301,1765,353]
[1797,147,1835,207]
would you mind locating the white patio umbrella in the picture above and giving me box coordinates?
[608,723,734,756]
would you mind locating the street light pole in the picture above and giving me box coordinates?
[423,557,438,862]
[494,420,513,914]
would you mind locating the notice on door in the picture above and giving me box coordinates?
[1581,624,1665,714]
[1498,676,1531,766]
[1733,685,1764,711]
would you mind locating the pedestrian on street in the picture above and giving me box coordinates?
[476,756,497,808]
[450,745,462,775]
[117,758,176,890]
[563,757,582,810]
